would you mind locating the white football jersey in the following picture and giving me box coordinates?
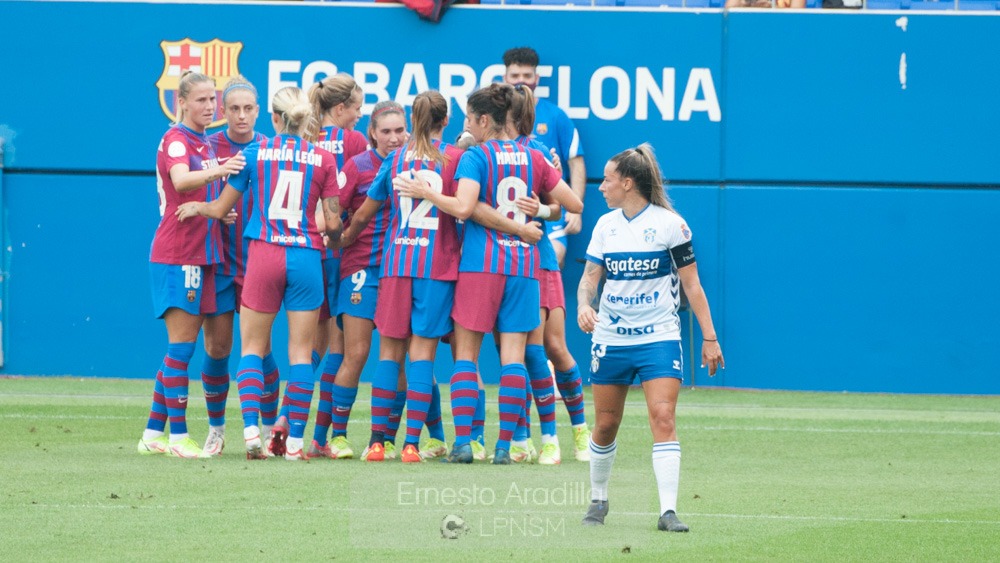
[584,204,693,346]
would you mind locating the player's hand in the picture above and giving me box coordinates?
[515,194,541,218]
[175,202,204,222]
[393,173,431,200]
[338,227,358,249]
[222,210,238,226]
[577,306,599,334]
[518,221,543,245]
[701,340,725,377]
[564,212,583,235]
[549,148,562,173]
[222,152,246,175]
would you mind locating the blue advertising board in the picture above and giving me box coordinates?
[1,2,998,394]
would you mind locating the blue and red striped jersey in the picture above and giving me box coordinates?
[455,139,561,278]
[209,130,267,278]
[514,135,560,273]
[150,124,224,266]
[317,125,368,261]
[367,140,463,280]
[229,134,339,250]
[339,149,390,279]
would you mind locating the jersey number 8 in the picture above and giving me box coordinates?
[496,177,528,223]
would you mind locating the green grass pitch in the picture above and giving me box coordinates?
[1,376,998,561]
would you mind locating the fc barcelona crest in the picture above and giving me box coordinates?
[350,292,362,305]
[643,228,657,244]
[187,290,197,303]
[536,122,548,136]
[156,38,244,128]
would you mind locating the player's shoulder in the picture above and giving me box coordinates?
[648,205,685,226]
[593,210,620,231]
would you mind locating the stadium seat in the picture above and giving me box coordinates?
[957,0,1000,8]
[523,0,596,4]
[620,0,685,6]
[908,0,956,8]
[866,0,905,7]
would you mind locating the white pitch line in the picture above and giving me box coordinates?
[2,412,999,436]
[3,392,997,418]
[17,503,1000,526]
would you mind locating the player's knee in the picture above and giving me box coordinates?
[593,413,622,441]
[649,409,676,436]
[203,339,231,359]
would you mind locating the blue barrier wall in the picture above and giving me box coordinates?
[1,2,997,394]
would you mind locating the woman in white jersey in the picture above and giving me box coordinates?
[577,143,724,532]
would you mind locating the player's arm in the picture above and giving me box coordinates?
[515,192,561,223]
[563,157,586,235]
[576,259,605,334]
[394,175,478,221]
[170,153,245,193]
[548,179,583,215]
[322,196,343,249]
[675,257,725,376]
[469,202,543,245]
[175,185,242,221]
[339,197,382,249]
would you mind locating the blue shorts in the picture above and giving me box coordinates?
[150,263,217,318]
[545,216,567,248]
[321,256,340,320]
[589,340,684,386]
[208,273,236,317]
[337,266,379,321]
[242,240,324,313]
[376,277,455,339]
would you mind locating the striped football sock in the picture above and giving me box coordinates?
[236,354,264,428]
[386,390,406,443]
[370,360,399,446]
[526,345,556,438]
[496,363,528,452]
[556,364,587,427]
[312,353,343,446]
[144,362,168,434]
[201,354,230,428]
[404,360,434,447]
[162,342,195,440]
[426,380,445,442]
[284,364,315,440]
[259,353,280,426]
[450,361,479,447]
[330,383,358,438]
[471,387,486,445]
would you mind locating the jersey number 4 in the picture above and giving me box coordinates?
[268,170,305,230]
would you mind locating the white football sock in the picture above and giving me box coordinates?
[589,438,617,501]
[652,441,681,515]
